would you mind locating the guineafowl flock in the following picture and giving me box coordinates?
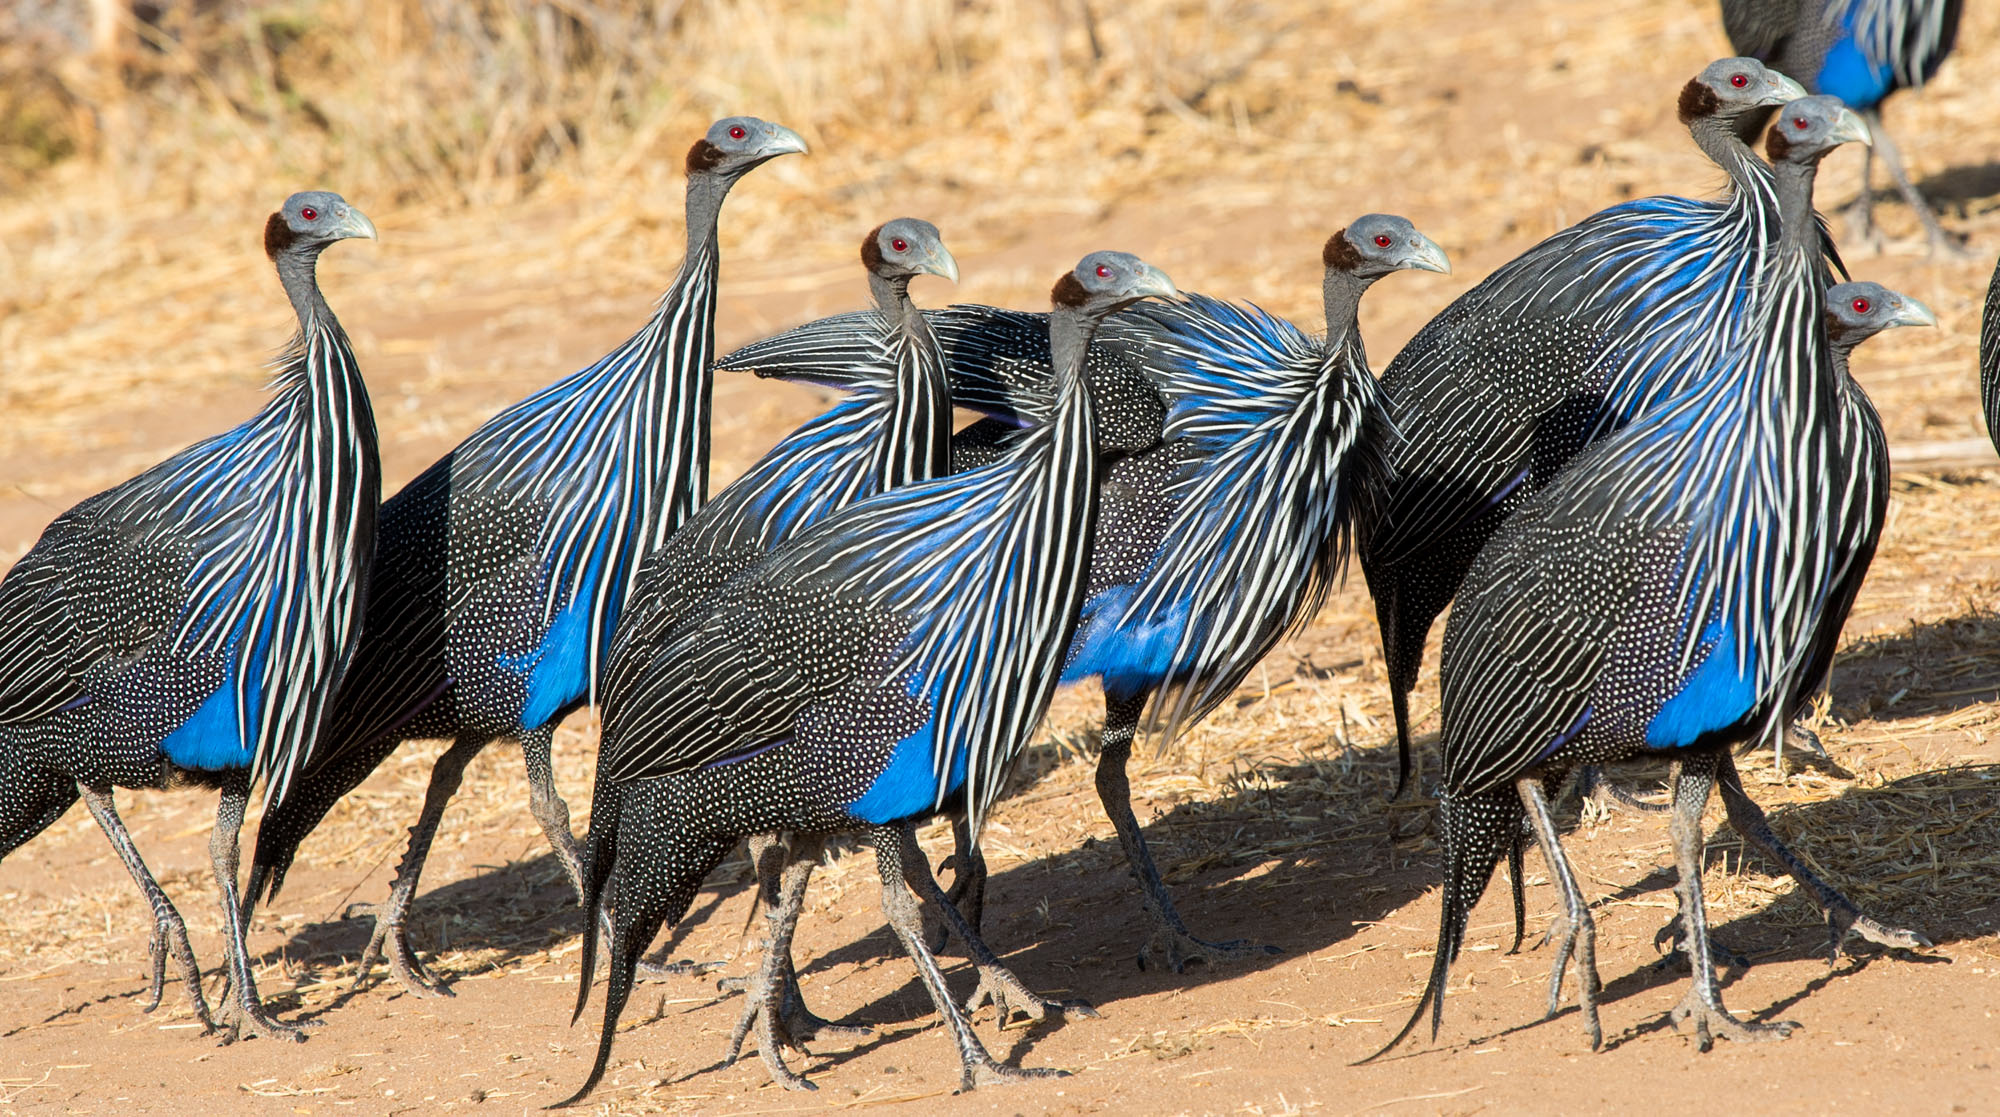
[2,8,1995,1103]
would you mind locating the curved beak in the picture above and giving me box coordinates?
[1831,106,1873,148]
[923,243,961,284]
[1403,232,1452,276]
[1765,71,1810,105]
[1131,262,1179,301]
[760,123,810,160]
[335,207,379,241]
[1890,295,1938,329]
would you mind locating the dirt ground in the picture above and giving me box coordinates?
[8,0,2000,1113]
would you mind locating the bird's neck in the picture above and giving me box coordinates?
[1771,156,1826,260]
[1045,303,1105,460]
[1321,271,1373,354]
[872,275,952,489]
[1690,112,1770,195]
[682,173,733,257]
[275,247,334,333]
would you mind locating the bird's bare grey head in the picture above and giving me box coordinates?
[864,218,959,284]
[1766,95,1872,165]
[264,191,376,260]
[1826,282,1937,348]
[1328,215,1451,280]
[686,116,808,180]
[1052,251,1179,317]
[1680,58,1808,124]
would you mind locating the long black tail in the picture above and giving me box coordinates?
[553,778,733,1108]
[248,738,400,904]
[566,780,624,1028]
[1358,786,1518,1063]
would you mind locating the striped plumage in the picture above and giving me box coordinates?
[559,253,1177,1104]
[1360,59,1810,795]
[1024,217,1445,970]
[0,192,380,1040]
[1373,99,1880,1059]
[590,219,959,1084]
[718,224,1445,972]
[1982,255,2000,456]
[242,118,806,996]
[1722,0,1965,252]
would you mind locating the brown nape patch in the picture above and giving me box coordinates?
[1678,78,1720,124]
[861,223,887,272]
[1765,123,1794,163]
[686,139,727,175]
[1051,271,1090,308]
[1322,229,1362,272]
[263,212,295,259]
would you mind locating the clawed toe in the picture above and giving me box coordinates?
[959,1059,1068,1092]
[1669,991,1797,1052]
[964,968,1098,1029]
[636,957,722,982]
[346,903,450,997]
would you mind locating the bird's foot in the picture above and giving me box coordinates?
[1827,907,1931,964]
[345,902,451,997]
[1138,925,1281,974]
[957,1055,1068,1093]
[963,963,1097,1030]
[217,991,316,1044]
[1651,917,1752,973]
[635,957,724,982]
[140,914,218,1032]
[1581,767,1668,814]
[1667,987,1796,1052]
[719,972,870,1067]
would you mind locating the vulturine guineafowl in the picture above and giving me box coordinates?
[720,222,1447,976]
[241,118,806,996]
[1981,254,2000,455]
[1724,0,1966,254]
[559,252,1177,1105]
[592,218,967,1084]
[1360,59,1816,796]
[1368,98,1920,1060]
[0,193,380,1040]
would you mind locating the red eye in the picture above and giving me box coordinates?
[1095,264,1112,279]
[1730,74,1749,89]
[1852,297,1870,314]
[1374,234,1392,248]
[728,125,747,140]
[1792,116,1809,130]
[300,207,318,221]
[891,237,908,252]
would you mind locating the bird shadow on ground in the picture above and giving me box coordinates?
[256,848,755,1022]
[754,738,1436,1071]
[1489,762,2000,1052]
[1826,609,2000,722]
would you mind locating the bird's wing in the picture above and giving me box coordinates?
[721,305,1060,426]
[0,520,93,725]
